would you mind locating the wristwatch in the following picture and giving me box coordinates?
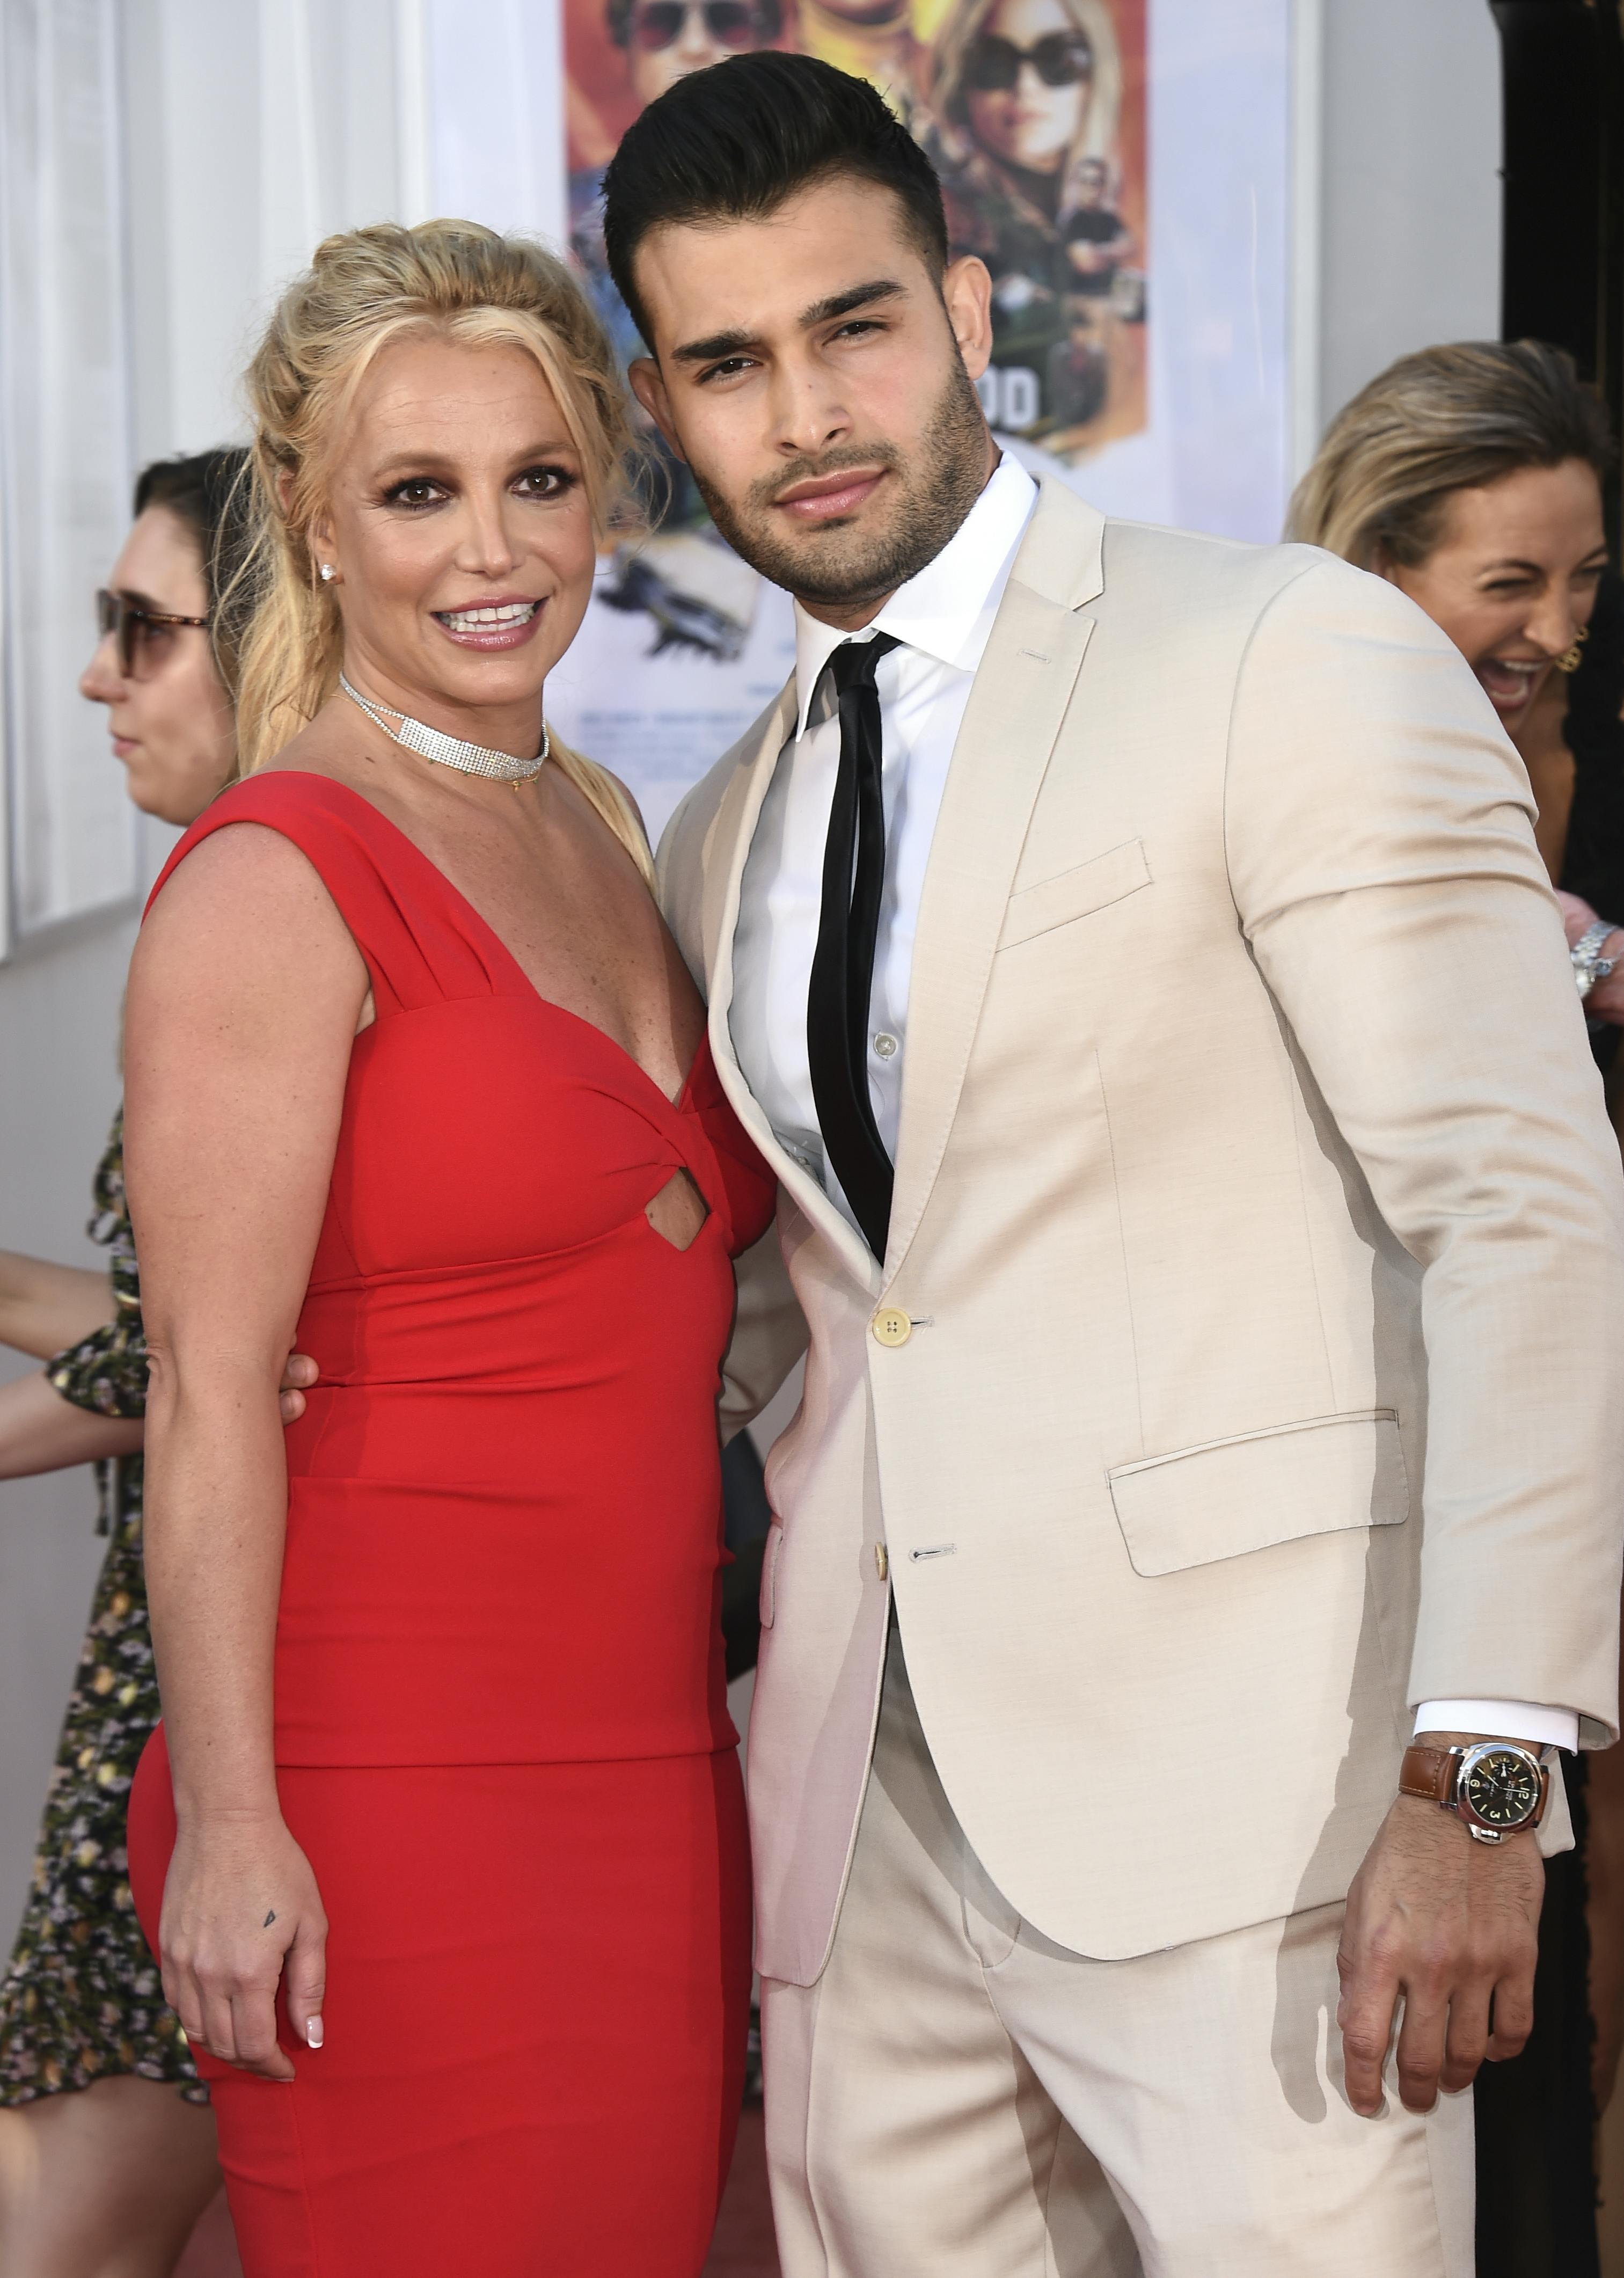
[1571,918,1618,999]
[1399,1741,1550,1844]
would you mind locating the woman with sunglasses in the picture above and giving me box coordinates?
[0,448,312,2278]
[922,0,1122,438]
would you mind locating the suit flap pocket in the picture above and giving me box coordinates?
[998,838,1151,950]
[1108,1410,1407,1578]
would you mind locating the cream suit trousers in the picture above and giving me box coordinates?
[761,1623,1473,2277]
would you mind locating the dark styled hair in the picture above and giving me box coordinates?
[602,53,949,347]
[133,447,254,687]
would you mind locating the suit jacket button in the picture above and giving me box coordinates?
[875,1542,889,1581]
[872,1306,912,1347]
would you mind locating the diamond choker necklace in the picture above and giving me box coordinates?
[339,672,550,786]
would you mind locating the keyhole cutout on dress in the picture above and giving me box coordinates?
[645,1167,711,1252]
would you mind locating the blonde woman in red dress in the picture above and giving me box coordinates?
[123,221,775,2276]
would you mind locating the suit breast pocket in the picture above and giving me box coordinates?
[997,838,1152,951]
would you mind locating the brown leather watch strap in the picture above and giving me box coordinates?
[1399,1743,1455,1806]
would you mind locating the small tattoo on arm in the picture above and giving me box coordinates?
[264,1910,276,1927]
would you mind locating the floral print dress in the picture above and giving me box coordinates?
[0,1110,203,2104]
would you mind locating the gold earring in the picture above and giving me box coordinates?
[1557,624,1590,674]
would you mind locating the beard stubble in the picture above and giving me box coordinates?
[688,355,992,612]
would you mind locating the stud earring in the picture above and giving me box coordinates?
[319,563,336,584]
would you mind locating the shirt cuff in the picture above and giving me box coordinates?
[1413,1699,1578,1753]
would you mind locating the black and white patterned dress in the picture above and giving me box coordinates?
[0,1110,203,2104]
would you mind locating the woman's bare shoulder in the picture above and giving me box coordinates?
[137,821,363,990]
[151,814,330,907]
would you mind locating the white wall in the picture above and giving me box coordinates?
[1308,0,1501,449]
[121,0,428,465]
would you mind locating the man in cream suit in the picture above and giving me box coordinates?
[601,54,1624,2274]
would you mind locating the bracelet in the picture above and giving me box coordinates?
[1572,918,1618,999]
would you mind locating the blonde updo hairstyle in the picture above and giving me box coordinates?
[1287,339,1612,570]
[229,218,651,878]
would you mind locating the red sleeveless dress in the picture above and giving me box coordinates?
[126,772,776,2277]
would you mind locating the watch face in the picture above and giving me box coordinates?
[1460,1748,1540,1830]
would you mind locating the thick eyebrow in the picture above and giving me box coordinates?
[670,327,756,369]
[799,278,908,327]
[670,278,908,367]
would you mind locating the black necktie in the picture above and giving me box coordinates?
[807,633,902,1261]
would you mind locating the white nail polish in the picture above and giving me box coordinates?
[306,2017,324,2049]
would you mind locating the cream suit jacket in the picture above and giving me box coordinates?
[657,476,1624,1981]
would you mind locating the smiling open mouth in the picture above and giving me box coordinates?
[436,600,540,633]
[1479,657,1545,703]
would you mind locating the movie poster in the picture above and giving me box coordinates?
[542,0,1283,839]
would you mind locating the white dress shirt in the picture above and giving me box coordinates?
[726,452,1576,1758]
[730,453,1038,1206]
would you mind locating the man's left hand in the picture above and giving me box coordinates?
[1336,1761,1543,2119]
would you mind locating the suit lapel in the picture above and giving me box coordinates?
[884,478,1105,1283]
[704,682,883,1293]
[697,705,782,983]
